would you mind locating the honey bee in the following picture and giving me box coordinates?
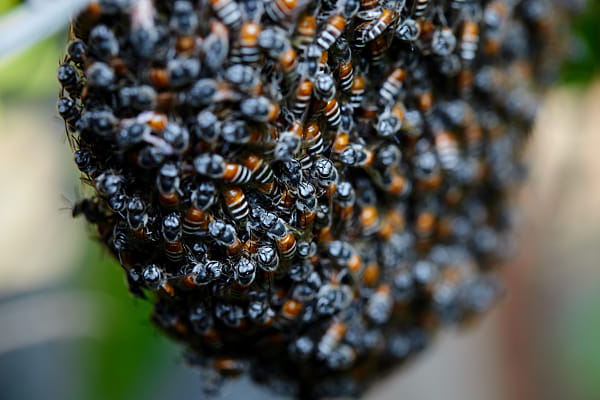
[412,0,431,19]
[193,153,252,184]
[379,67,406,107]
[156,162,180,208]
[209,220,244,256]
[364,9,396,42]
[239,22,262,64]
[183,181,215,236]
[265,0,299,24]
[210,0,242,29]
[460,21,480,64]
[317,322,347,360]
[162,213,184,263]
[349,75,366,109]
[293,14,317,52]
[291,79,313,117]
[315,15,346,52]
[223,186,249,224]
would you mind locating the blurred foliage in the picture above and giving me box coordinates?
[561,0,600,84]
[559,288,600,399]
[0,33,66,99]
[70,240,178,400]
[0,0,23,15]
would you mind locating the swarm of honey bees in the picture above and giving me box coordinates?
[58,0,568,397]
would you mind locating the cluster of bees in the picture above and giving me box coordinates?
[58,0,564,397]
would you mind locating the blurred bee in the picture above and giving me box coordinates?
[240,97,280,122]
[210,0,242,29]
[375,103,405,138]
[239,22,262,64]
[170,0,198,37]
[95,172,124,199]
[118,85,158,113]
[193,154,252,184]
[167,57,201,88]
[412,0,431,19]
[315,204,334,243]
[317,322,347,360]
[333,181,356,227]
[191,110,221,143]
[258,27,291,59]
[265,0,299,24]
[416,88,434,114]
[85,62,115,90]
[313,71,337,101]
[72,198,104,224]
[276,298,303,326]
[338,144,374,168]
[328,240,363,273]
[368,34,391,66]
[366,284,393,324]
[376,143,402,168]
[414,202,438,246]
[215,302,246,327]
[341,0,361,19]
[379,67,406,107]
[203,20,230,73]
[357,0,383,20]
[430,27,457,57]
[289,336,315,361]
[293,14,317,53]
[396,17,420,41]
[359,205,380,236]
[459,21,480,64]
[379,168,412,198]
[274,123,303,161]
[315,15,346,52]
[279,48,299,83]
[125,265,146,299]
[434,130,460,173]
[87,24,119,60]
[334,42,354,92]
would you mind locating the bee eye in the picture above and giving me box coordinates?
[60,0,562,395]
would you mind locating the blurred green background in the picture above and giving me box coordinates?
[0,1,599,399]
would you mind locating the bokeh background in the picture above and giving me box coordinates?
[0,0,599,399]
